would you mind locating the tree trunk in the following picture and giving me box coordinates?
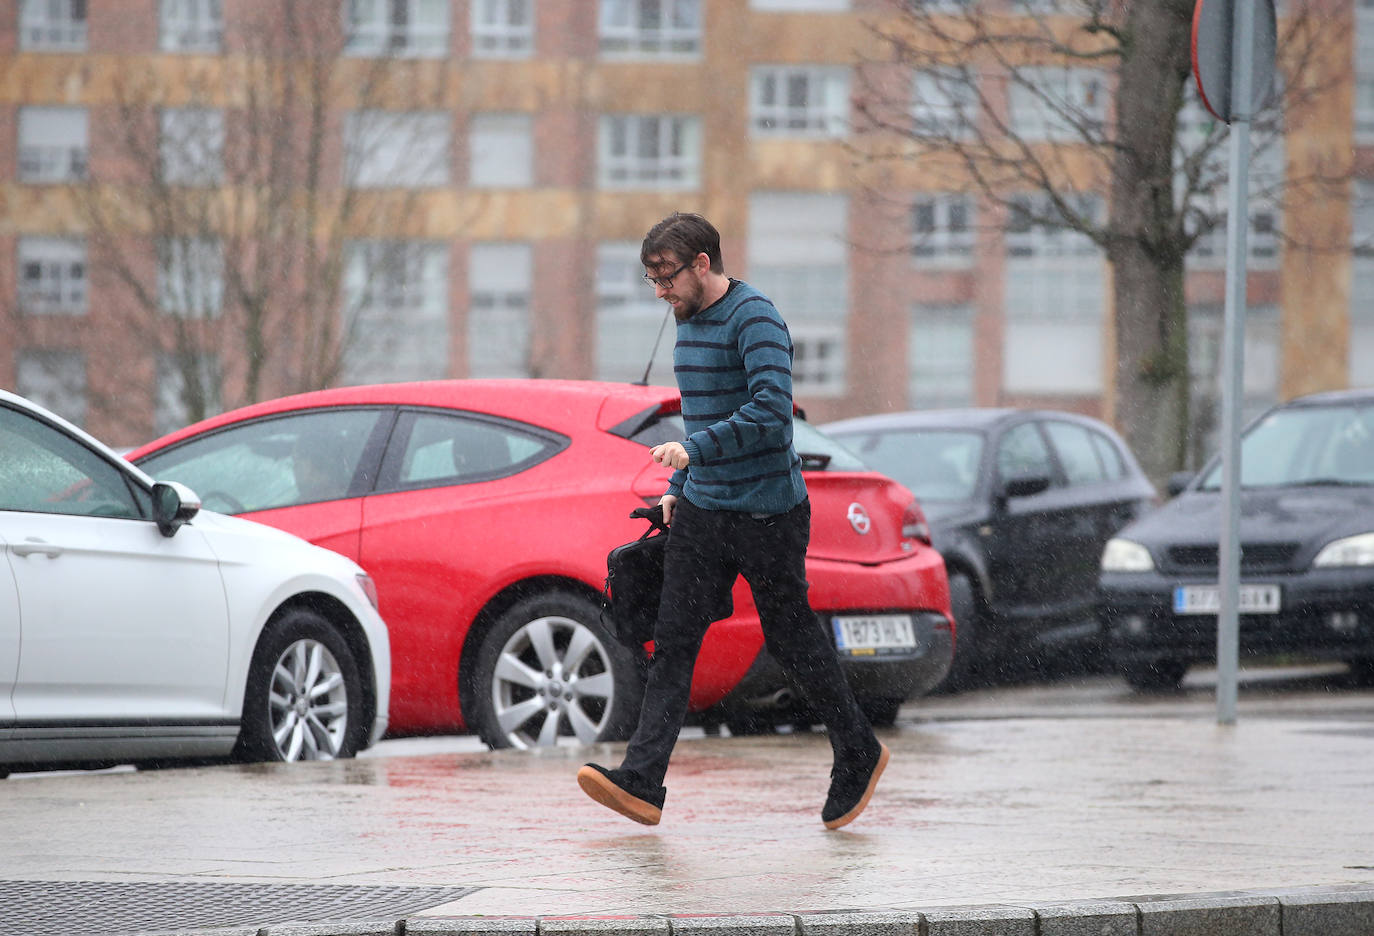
[1108,0,1194,487]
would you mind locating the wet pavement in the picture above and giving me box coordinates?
[2,703,1373,920]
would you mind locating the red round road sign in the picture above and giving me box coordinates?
[1192,0,1277,124]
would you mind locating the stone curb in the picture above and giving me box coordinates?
[386,887,1374,936]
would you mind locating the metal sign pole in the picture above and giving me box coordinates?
[1216,0,1257,726]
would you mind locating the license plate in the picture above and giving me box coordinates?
[1173,584,1281,615]
[832,614,917,656]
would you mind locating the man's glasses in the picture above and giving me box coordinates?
[642,261,690,290]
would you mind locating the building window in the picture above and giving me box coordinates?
[596,241,674,385]
[468,243,532,378]
[341,241,449,384]
[156,353,222,436]
[17,237,87,316]
[748,192,849,395]
[16,349,87,427]
[344,111,451,188]
[912,68,977,140]
[471,0,533,57]
[1350,180,1374,387]
[1002,193,1105,395]
[160,108,225,185]
[469,114,533,187]
[18,107,87,183]
[19,0,87,51]
[912,193,975,266]
[598,114,701,189]
[344,0,451,57]
[1187,304,1280,467]
[1359,4,1374,143]
[1008,67,1106,142]
[599,0,700,58]
[909,304,974,407]
[160,0,223,52]
[158,238,225,319]
[750,66,849,138]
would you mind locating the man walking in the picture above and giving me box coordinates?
[577,212,888,830]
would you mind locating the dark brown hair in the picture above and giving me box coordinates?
[640,212,724,273]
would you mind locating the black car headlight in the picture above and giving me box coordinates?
[1313,533,1374,568]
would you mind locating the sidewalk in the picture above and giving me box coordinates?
[2,711,1373,933]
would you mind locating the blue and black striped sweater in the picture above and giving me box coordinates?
[666,278,808,515]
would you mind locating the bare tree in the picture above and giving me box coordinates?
[855,0,1345,483]
[69,2,454,436]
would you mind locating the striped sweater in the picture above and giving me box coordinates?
[666,279,807,515]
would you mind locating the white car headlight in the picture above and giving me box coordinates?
[1313,532,1374,567]
[1101,538,1155,572]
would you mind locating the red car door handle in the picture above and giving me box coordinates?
[12,538,63,558]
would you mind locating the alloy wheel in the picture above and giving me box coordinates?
[489,615,616,749]
[268,638,350,761]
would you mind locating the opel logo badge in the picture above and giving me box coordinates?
[846,502,871,535]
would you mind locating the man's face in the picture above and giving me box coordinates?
[645,253,704,322]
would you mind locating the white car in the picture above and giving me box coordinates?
[0,390,390,775]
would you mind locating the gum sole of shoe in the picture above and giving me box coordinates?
[824,742,891,830]
[577,766,662,825]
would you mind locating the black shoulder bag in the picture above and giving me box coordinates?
[601,505,670,649]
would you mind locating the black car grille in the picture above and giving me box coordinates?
[1165,542,1301,573]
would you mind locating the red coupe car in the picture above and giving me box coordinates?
[131,380,952,748]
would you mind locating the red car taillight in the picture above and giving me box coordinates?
[902,500,932,546]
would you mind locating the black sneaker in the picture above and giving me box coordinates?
[577,763,666,825]
[822,741,890,829]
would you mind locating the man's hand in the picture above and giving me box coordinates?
[658,493,678,524]
[652,441,690,470]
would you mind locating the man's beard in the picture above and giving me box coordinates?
[671,301,698,323]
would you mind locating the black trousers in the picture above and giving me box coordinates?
[620,496,875,787]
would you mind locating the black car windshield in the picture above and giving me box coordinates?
[1198,404,1374,490]
[831,428,984,501]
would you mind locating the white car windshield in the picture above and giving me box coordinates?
[1199,404,1374,490]
[833,428,984,502]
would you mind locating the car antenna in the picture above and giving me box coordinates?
[634,305,673,386]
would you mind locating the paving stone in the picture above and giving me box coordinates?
[1032,900,1137,936]
[1136,895,1279,936]
[669,914,797,936]
[919,905,1036,936]
[406,918,539,936]
[1278,888,1374,936]
[540,916,671,936]
[796,910,920,936]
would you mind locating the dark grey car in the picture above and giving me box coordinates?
[823,409,1156,687]
[1100,389,1374,690]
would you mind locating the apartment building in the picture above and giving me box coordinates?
[0,0,1366,456]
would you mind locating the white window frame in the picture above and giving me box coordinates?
[749,0,849,9]
[595,241,674,385]
[17,107,88,183]
[344,110,452,188]
[158,238,225,319]
[471,0,533,58]
[341,240,450,384]
[750,66,849,138]
[789,325,847,395]
[597,114,701,189]
[160,0,223,52]
[344,0,451,58]
[160,108,225,186]
[17,237,87,316]
[156,352,222,436]
[909,303,975,408]
[912,193,976,267]
[1008,66,1106,142]
[16,349,87,427]
[468,242,533,379]
[912,67,977,141]
[19,0,87,51]
[598,0,701,59]
[1359,4,1374,144]
[469,113,534,188]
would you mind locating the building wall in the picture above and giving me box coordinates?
[0,0,1363,449]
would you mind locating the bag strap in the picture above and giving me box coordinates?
[629,504,670,535]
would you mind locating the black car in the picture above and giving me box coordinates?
[1100,389,1374,691]
[823,409,1156,686]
